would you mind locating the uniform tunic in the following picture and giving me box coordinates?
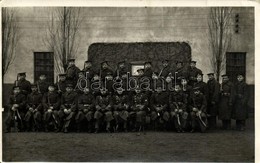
[112,93,129,121]
[131,92,149,123]
[95,94,113,122]
[207,79,220,116]
[14,79,31,96]
[233,81,249,120]
[150,92,169,121]
[218,81,235,120]
[76,93,95,122]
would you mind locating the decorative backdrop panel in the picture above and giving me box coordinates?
[88,42,192,73]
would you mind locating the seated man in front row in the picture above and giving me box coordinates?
[5,86,27,132]
[76,87,95,132]
[189,87,208,133]
[169,84,188,132]
[59,83,78,133]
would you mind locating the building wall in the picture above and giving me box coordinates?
[3,7,254,84]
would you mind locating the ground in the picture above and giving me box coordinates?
[2,118,254,162]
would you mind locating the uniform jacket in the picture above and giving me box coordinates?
[169,91,187,111]
[14,79,31,95]
[187,67,202,83]
[207,79,220,103]
[82,67,96,80]
[61,91,78,111]
[220,80,235,104]
[189,93,207,112]
[42,91,61,111]
[77,93,95,111]
[36,80,49,94]
[27,91,43,111]
[66,65,80,80]
[8,92,27,112]
[193,81,209,99]
[150,92,169,111]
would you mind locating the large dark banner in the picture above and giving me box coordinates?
[88,42,192,73]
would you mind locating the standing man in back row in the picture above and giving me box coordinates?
[187,61,202,86]
[66,59,80,87]
[14,72,31,96]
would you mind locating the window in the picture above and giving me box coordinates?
[34,52,54,83]
[226,52,246,82]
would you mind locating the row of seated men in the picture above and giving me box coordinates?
[5,76,249,133]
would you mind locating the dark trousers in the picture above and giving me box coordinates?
[222,119,231,129]
[208,116,217,129]
[236,120,246,129]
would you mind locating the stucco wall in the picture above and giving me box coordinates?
[3,7,254,84]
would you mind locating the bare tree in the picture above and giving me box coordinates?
[208,7,233,81]
[45,7,82,74]
[2,8,21,76]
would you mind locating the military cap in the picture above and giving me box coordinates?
[176,61,183,64]
[67,58,75,62]
[18,72,26,76]
[237,73,244,77]
[101,61,109,66]
[193,87,200,91]
[78,70,85,74]
[66,83,74,88]
[137,69,144,72]
[118,61,126,65]
[144,61,151,65]
[221,74,228,77]
[59,73,67,77]
[190,60,197,64]
[162,60,169,63]
[207,73,214,76]
[31,83,37,87]
[13,86,20,90]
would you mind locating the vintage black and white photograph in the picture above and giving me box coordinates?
[1,1,256,162]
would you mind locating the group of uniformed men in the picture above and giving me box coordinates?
[4,58,249,133]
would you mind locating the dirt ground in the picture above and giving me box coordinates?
[2,118,254,162]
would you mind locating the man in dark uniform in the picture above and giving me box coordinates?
[100,61,114,80]
[94,88,113,133]
[187,61,202,86]
[82,60,95,80]
[219,74,234,130]
[42,84,61,132]
[206,73,220,129]
[143,62,153,99]
[5,86,27,132]
[56,73,68,95]
[76,87,95,132]
[36,74,49,94]
[150,86,169,130]
[143,61,153,78]
[14,72,31,96]
[174,61,188,84]
[158,60,171,78]
[112,88,129,132]
[193,73,209,99]
[233,74,249,131]
[24,84,43,131]
[104,71,114,94]
[114,61,128,90]
[181,77,193,101]
[189,87,208,133]
[59,83,78,133]
[65,58,80,87]
[74,71,88,94]
[130,86,149,132]
[169,84,188,132]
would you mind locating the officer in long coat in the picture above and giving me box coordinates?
[59,83,78,133]
[94,88,113,133]
[112,88,130,132]
[5,86,27,132]
[24,84,43,131]
[76,87,96,132]
[206,73,220,129]
[42,84,61,132]
[169,84,188,132]
[219,74,235,130]
[14,72,31,96]
[233,74,249,131]
[189,87,208,133]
